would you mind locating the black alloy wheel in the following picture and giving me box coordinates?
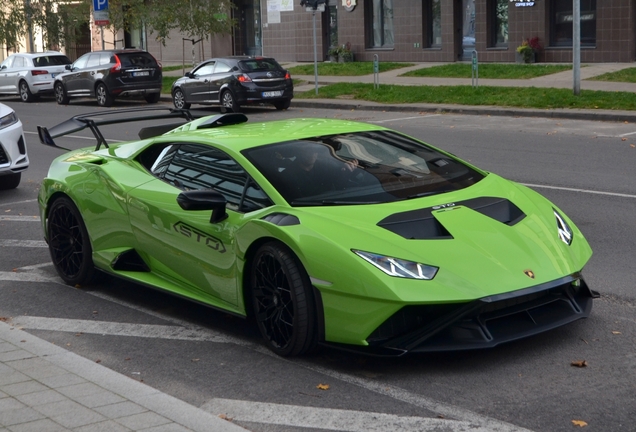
[19,81,36,102]
[144,93,160,104]
[54,82,69,105]
[0,173,21,190]
[273,99,291,111]
[172,88,191,109]
[96,83,113,107]
[47,196,95,285]
[221,90,240,113]
[251,242,317,356]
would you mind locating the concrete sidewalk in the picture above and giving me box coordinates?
[163,61,636,122]
[0,322,247,431]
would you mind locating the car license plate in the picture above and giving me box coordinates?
[133,71,150,77]
[262,90,283,98]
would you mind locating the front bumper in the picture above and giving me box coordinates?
[327,274,597,356]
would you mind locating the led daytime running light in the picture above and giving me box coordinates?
[354,250,438,280]
[554,210,573,245]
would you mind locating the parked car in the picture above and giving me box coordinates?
[171,56,293,112]
[0,51,71,102]
[0,103,28,190]
[54,49,162,107]
[36,108,596,357]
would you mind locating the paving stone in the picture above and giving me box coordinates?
[93,401,148,419]
[37,373,86,389]
[56,382,105,399]
[115,412,172,430]
[5,418,68,432]
[73,420,132,432]
[74,391,126,408]
[32,399,86,418]
[139,423,194,432]
[0,371,30,387]
[15,390,67,406]
[0,407,45,427]
[0,398,26,413]
[1,380,49,397]
[49,408,107,429]
[0,350,35,363]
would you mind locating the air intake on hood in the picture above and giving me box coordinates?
[378,197,525,240]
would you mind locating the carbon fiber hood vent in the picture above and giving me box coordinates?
[378,196,526,240]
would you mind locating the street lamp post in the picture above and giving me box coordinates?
[573,0,581,95]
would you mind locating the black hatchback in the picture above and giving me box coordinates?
[171,56,293,112]
[54,50,162,107]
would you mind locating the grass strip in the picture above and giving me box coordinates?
[401,64,572,79]
[296,83,636,111]
[287,62,414,76]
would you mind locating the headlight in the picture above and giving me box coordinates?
[0,111,18,130]
[554,209,573,245]
[353,250,438,280]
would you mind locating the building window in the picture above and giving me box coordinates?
[424,0,442,48]
[366,0,394,48]
[490,0,508,47]
[551,0,596,47]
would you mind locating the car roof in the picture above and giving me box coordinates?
[159,118,387,153]
[9,51,66,58]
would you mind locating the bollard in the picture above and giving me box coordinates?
[373,55,380,89]
[471,50,479,88]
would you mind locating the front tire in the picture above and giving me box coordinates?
[47,196,95,286]
[144,92,160,104]
[251,242,317,356]
[19,81,36,102]
[96,83,113,107]
[54,82,69,105]
[221,90,240,113]
[172,88,191,109]
[273,99,291,111]
[0,173,21,190]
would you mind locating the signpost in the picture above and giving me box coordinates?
[93,0,109,50]
[300,1,326,95]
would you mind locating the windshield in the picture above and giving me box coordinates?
[244,130,485,206]
[238,58,282,72]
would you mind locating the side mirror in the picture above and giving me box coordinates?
[185,72,193,78]
[176,189,228,223]
[65,64,72,70]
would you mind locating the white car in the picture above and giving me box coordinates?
[0,52,71,102]
[0,103,28,189]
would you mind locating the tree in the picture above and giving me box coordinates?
[0,0,26,52]
[26,0,92,50]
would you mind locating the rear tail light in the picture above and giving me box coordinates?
[285,72,291,79]
[31,70,49,76]
[237,74,252,83]
[110,55,122,73]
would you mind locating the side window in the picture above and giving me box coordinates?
[213,62,232,74]
[73,55,89,69]
[145,143,271,212]
[86,54,101,68]
[1,57,14,69]
[193,62,215,76]
[100,53,112,65]
[13,57,25,68]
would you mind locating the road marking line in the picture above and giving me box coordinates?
[618,131,636,137]
[370,114,441,124]
[0,198,38,207]
[0,215,41,222]
[523,183,636,199]
[0,271,58,283]
[0,240,47,248]
[202,398,496,432]
[24,130,124,142]
[10,316,235,344]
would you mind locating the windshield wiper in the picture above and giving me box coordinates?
[405,189,453,200]
[290,199,381,206]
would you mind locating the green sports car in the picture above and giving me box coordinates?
[37,108,597,357]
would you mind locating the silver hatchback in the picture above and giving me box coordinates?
[0,52,72,102]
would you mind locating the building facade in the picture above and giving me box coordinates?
[256,0,635,64]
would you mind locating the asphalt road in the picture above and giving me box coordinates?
[1,96,635,432]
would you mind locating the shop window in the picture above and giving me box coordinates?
[490,0,508,47]
[423,0,442,48]
[551,0,596,47]
[366,0,394,48]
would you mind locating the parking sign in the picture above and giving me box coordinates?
[93,0,108,11]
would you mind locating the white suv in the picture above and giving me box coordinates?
[0,103,28,190]
[0,52,71,102]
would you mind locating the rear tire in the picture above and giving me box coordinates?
[172,88,191,109]
[47,196,95,286]
[0,173,21,190]
[144,92,160,104]
[54,82,69,105]
[221,90,240,113]
[96,83,113,107]
[273,99,291,111]
[250,242,317,356]
[19,81,35,102]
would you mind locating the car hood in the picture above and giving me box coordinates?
[0,103,15,118]
[288,173,592,300]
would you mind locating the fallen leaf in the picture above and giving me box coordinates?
[572,420,588,427]
[621,137,627,141]
[191,358,200,362]
[571,360,588,368]
[4,210,10,213]
[612,331,622,335]
[316,384,330,390]
[20,340,26,343]
[219,414,234,421]
[631,144,635,148]
[95,359,101,363]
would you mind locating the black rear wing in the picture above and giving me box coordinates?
[37,107,207,151]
